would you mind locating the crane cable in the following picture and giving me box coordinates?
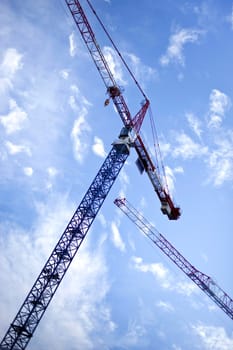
[86,0,148,101]
[86,0,171,194]
[148,105,170,194]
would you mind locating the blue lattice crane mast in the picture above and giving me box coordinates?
[0,136,135,350]
[0,1,180,349]
[114,197,233,321]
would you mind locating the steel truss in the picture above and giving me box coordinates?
[114,197,233,320]
[0,142,129,350]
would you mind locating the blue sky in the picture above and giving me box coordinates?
[0,0,233,349]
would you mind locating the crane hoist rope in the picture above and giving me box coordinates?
[86,0,148,101]
[148,105,170,195]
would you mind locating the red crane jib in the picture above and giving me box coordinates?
[65,0,181,220]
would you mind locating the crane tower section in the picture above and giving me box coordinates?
[114,197,233,320]
[0,133,131,350]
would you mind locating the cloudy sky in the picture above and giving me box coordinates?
[0,0,233,349]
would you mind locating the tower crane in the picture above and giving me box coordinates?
[65,0,181,221]
[0,1,180,349]
[114,197,233,321]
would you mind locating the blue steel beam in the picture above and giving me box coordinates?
[0,138,130,350]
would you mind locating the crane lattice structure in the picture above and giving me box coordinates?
[65,0,180,221]
[0,1,180,349]
[114,197,233,321]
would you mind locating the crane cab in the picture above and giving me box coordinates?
[112,127,132,154]
[161,200,181,220]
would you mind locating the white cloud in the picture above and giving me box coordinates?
[141,261,168,279]
[207,132,233,186]
[125,52,157,84]
[174,166,184,174]
[209,89,230,115]
[131,256,198,296]
[167,90,233,187]
[5,140,31,156]
[156,300,174,312]
[132,256,169,286]
[47,166,58,178]
[59,69,69,80]
[23,167,33,176]
[173,132,208,159]
[186,112,202,138]
[172,345,182,350]
[0,99,28,134]
[0,48,23,92]
[97,213,107,228]
[208,114,222,128]
[119,319,146,347]
[209,156,231,186]
[111,221,126,252]
[115,167,130,200]
[102,47,156,89]
[208,89,231,128]
[1,48,23,75]
[69,84,92,111]
[119,168,129,186]
[175,280,198,296]
[45,167,58,189]
[193,324,233,350]
[92,136,106,158]
[71,111,91,163]
[208,304,217,312]
[68,95,77,110]
[159,139,171,158]
[160,28,203,66]
[204,89,233,185]
[103,46,126,86]
[164,165,175,195]
[69,32,77,57]
[69,85,92,163]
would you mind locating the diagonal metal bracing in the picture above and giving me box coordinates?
[114,197,233,321]
[0,144,129,350]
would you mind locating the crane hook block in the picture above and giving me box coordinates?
[104,98,110,106]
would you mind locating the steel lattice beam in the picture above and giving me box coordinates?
[114,197,233,320]
[0,142,129,350]
[66,0,180,220]
[65,0,133,128]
